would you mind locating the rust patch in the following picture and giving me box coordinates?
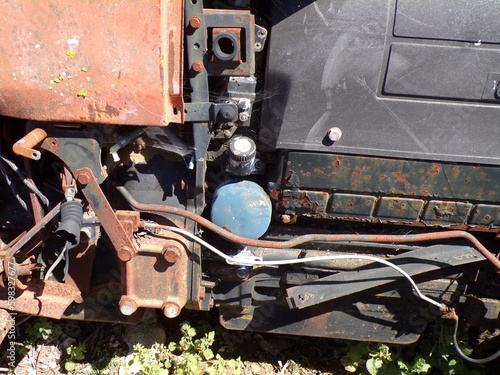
[0,0,183,125]
[352,168,361,177]
[379,175,387,180]
[269,190,282,200]
[393,172,410,186]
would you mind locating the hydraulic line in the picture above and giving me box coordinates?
[451,315,500,364]
[117,185,500,272]
[142,223,445,311]
[146,222,500,363]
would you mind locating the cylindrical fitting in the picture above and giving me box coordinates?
[119,297,138,316]
[327,127,342,142]
[56,200,83,248]
[117,246,133,262]
[162,302,180,318]
[227,136,257,176]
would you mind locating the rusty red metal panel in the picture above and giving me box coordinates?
[0,0,183,125]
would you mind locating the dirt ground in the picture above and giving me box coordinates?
[1,310,349,375]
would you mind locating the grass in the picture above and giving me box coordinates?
[0,311,497,374]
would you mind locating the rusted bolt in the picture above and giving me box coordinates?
[75,169,92,185]
[327,127,342,142]
[119,297,138,316]
[117,246,133,261]
[162,244,181,264]
[189,16,202,29]
[281,214,292,224]
[191,61,204,73]
[162,302,180,318]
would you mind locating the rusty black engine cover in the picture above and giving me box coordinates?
[260,0,500,229]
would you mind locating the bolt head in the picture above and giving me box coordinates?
[75,170,92,185]
[189,16,202,29]
[191,61,204,73]
[327,127,342,142]
[163,245,181,264]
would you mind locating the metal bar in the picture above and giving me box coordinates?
[3,203,61,275]
[75,168,136,261]
[286,244,485,309]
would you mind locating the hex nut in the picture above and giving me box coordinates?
[191,61,204,73]
[75,169,92,185]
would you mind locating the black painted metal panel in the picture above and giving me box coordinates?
[259,0,500,165]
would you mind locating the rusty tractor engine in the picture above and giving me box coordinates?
[1,0,499,363]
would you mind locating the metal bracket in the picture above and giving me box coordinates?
[184,102,238,122]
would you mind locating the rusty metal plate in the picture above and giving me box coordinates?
[0,279,80,319]
[0,308,13,344]
[0,0,183,125]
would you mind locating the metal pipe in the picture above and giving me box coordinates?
[116,185,500,272]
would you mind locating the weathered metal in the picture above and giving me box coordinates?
[219,280,456,344]
[274,152,500,229]
[0,0,183,125]
[203,9,257,77]
[12,128,47,160]
[3,203,61,278]
[65,239,97,304]
[0,308,13,344]
[0,279,80,318]
[40,125,105,184]
[74,168,136,261]
[287,244,485,309]
[120,231,190,317]
[117,185,500,272]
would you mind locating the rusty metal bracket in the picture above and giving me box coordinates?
[74,168,137,261]
[40,126,105,184]
[12,128,48,160]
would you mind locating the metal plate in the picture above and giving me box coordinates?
[0,0,183,125]
[259,0,500,165]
